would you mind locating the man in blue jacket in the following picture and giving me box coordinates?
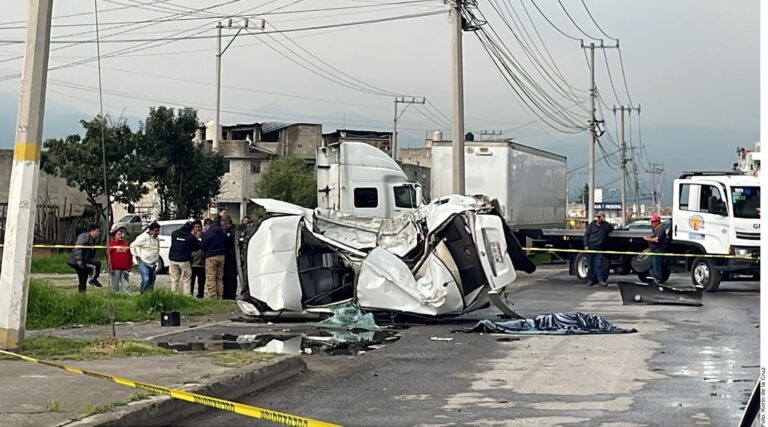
[583,213,614,287]
[202,215,232,299]
[168,221,200,294]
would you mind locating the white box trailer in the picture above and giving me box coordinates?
[431,141,567,229]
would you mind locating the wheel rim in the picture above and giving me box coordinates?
[577,256,589,278]
[694,263,710,285]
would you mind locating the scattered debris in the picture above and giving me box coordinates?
[617,281,703,306]
[319,302,377,331]
[430,337,454,342]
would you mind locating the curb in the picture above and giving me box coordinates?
[61,356,306,427]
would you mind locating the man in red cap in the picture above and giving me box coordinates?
[643,214,668,282]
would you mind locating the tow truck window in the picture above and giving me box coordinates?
[679,184,691,210]
[354,188,378,208]
[700,185,726,214]
[394,185,417,208]
[732,186,760,219]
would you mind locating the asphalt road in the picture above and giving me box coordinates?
[174,266,760,427]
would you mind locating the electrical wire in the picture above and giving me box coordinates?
[556,0,600,40]
[617,47,634,107]
[580,0,616,40]
[529,0,581,41]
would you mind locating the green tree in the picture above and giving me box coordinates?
[137,106,225,218]
[42,116,150,219]
[579,182,589,204]
[258,156,316,208]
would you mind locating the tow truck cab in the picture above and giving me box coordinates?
[672,171,760,289]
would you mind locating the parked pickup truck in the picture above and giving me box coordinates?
[521,171,760,291]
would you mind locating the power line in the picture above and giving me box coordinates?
[580,0,616,40]
[556,0,600,40]
[529,0,581,41]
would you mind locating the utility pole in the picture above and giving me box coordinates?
[450,0,466,194]
[213,18,256,152]
[213,22,222,152]
[650,163,664,214]
[392,96,425,160]
[613,104,640,224]
[0,0,53,350]
[631,146,640,216]
[582,41,617,220]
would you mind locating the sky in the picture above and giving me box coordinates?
[0,0,760,204]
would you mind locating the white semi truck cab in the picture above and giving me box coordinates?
[672,171,760,289]
[316,141,422,218]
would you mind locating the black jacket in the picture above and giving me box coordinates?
[169,223,199,262]
[584,221,614,250]
[202,224,227,257]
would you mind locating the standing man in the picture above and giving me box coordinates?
[583,213,614,287]
[202,215,231,299]
[168,221,199,294]
[66,224,103,292]
[643,214,668,283]
[131,222,160,294]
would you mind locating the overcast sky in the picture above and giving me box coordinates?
[0,0,759,202]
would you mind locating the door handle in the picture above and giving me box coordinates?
[674,224,677,237]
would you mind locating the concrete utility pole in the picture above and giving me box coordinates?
[613,105,640,224]
[631,146,640,216]
[213,18,254,152]
[0,0,53,350]
[582,41,617,220]
[450,0,466,195]
[650,163,664,214]
[392,96,425,160]
[213,22,222,152]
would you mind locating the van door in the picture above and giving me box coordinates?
[673,179,730,254]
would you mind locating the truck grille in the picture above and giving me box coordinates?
[736,231,761,240]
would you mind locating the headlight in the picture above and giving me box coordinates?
[735,248,751,256]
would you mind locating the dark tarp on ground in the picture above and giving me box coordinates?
[456,312,637,335]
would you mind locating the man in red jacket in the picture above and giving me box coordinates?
[108,229,133,295]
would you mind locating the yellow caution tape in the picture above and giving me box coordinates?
[522,246,759,261]
[0,349,341,427]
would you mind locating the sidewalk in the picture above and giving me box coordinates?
[0,315,305,427]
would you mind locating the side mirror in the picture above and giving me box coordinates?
[709,196,727,216]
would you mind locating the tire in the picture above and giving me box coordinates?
[575,253,610,284]
[691,258,721,292]
[631,249,653,273]
[154,257,166,275]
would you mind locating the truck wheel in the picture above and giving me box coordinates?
[154,257,165,275]
[575,253,590,283]
[574,253,610,283]
[691,258,721,292]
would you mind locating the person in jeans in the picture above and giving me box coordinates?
[168,221,199,294]
[130,222,160,294]
[202,215,232,299]
[107,229,132,295]
[67,224,103,293]
[643,214,668,282]
[583,213,614,287]
[189,220,205,298]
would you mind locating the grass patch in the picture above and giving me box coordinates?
[45,399,62,413]
[209,351,279,368]
[30,251,73,274]
[4,336,172,361]
[27,279,235,329]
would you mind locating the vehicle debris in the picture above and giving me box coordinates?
[454,312,637,335]
[235,195,535,319]
[429,337,455,342]
[617,281,703,306]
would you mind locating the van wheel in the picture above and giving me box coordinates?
[154,258,165,275]
[575,253,609,284]
[691,258,721,292]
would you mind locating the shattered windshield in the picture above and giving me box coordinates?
[731,186,760,219]
[394,185,418,208]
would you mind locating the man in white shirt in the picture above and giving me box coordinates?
[130,222,161,294]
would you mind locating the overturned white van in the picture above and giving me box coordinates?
[234,195,536,318]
